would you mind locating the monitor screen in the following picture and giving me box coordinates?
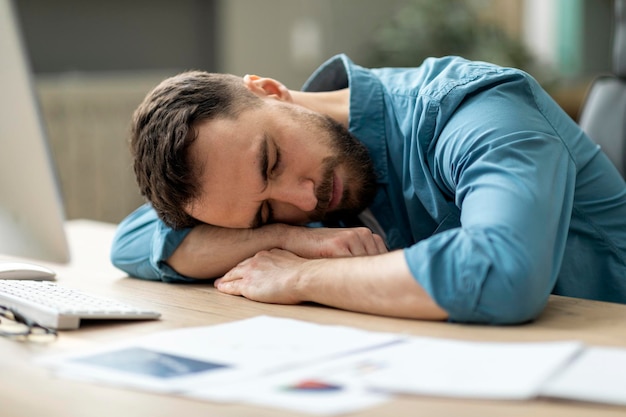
[0,0,70,263]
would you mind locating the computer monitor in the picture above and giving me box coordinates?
[0,0,70,263]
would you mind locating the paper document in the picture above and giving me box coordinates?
[186,336,584,412]
[37,315,626,415]
[38,315,403,394]
[360,338,583,399]
[186,340,405,415]
[187,360,391,415]
[540,346,626,406]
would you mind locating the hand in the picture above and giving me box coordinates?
[215,249,311,304]
[215,249,449,320]
[281,226,388,259]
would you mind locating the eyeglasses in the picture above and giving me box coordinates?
[0,304,57,342]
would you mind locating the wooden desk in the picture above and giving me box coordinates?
[2,220,626,417]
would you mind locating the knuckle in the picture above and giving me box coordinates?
[354,227,373,238]
[251,250,270,262]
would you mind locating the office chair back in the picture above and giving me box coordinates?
[578,0,626,178]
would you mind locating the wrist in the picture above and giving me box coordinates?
[292,258,328,303]
[256,223,288,249]
[265,223,298,250]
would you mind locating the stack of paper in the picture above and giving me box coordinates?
[39,316,402,414]
[38,316,626,415]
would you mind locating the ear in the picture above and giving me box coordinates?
[243,74,293,102]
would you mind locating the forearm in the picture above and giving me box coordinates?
[216,249,448,320]
[296,251,448,319]
[167,223,387,280]
[167,223,288,279]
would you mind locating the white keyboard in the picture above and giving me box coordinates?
[0,280,161,330]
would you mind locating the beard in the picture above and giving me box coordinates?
[305,114,379,223]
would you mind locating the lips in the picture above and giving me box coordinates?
[328,172,343,211]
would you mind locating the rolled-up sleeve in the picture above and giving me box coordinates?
[404,77,576,324]
[110,204,196,282]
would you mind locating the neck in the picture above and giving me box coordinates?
[289,88,350,127]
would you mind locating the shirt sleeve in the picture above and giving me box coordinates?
[404,75,577,324]
[110,203,197,282]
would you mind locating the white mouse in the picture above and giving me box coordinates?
[0,261,56,280]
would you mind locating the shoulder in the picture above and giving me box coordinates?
[372,57,529,103]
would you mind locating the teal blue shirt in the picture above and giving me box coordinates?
[111,54,626,324]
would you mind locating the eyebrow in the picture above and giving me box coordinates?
[250,135,270,228]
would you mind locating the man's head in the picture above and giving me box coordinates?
[131,71,261,229]
[131,71,377,230]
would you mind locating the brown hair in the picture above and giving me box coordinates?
[130,71,260,229]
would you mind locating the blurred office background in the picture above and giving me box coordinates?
[14,0,614,224]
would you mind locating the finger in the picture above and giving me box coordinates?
[221,257,253,280]
[362,232,384,256]
[355,229,384,256]
[217,270,238,283]
[215,278,241,295]
[373,234,389,254]
[319,240,353,258]
[343,228,373,257]
[348,240,368,257]
[332,246,354,258]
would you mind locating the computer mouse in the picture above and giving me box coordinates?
[0,261,56,280]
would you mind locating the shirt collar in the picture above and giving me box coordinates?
[302,54,389,183]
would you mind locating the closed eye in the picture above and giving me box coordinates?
[252,137,280,228]
[260,144,279,225]
[270,146,282,178]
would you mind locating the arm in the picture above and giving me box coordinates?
[168,223,387,278]
[213,134,571,322]
[216,249,448,320]
[111,204,386,281]
[215,75,579,324]
[111,204,194,282]
[405,77,577,324]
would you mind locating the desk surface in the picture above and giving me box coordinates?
[2,220,626,417]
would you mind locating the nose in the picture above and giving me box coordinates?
[271,177,318,212]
